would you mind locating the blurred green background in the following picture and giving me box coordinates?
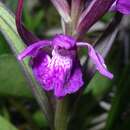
[0,0,130,130]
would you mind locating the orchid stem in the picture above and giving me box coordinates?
[54,97,68,130]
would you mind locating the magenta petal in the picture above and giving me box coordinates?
[32,49,73,96]
[94,52,113,79]
[32,51,53,91]
[54,52,84,97]
[54,64,83,97]
[77,42,113,79]
[18,40,51,60]
[76,0,114,36]
[53,34,76,49]
[32,49,83,97]
[64,65,84,95]
[116,0,130,14]
[49,50,73,97]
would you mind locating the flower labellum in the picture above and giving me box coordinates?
[18,34,113,97]
[111,0,130,14]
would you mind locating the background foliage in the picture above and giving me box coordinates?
[0,0,130,130]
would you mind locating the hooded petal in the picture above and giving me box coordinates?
[18,40,51,60]
[53,34,76,49]
[77,42,113,79]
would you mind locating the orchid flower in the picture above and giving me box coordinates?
[16,0,113,98]
[111,0,130,14]
[18,34,113,97]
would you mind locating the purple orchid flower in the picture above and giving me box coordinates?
[18,35,113,97]
[16,0,113,97]
[111,0,130,14]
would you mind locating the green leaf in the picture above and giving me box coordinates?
[102,12,115,23]
[0,54,32,98]
[33,110,48,128]
[0,2,54,127]
[0,33,11,54]
[105,64,130,130]
[0,115,18,130]
[23,5,44,31]
[0,2,26,54]
[84,72,112,100]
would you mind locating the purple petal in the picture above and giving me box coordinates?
[64,64,84,95]
[32,48,83,97]
[33,49,73,96]
[32,51,53,91]
[52,51,83,97]
[54,66,83,97]
[76,0,115,37]
[47,49,73,97]
[50,0,71,23]
[53,34,76,49]
[16,0,39,45]
[95,52,113,79]
[18,40,51,60]
[116,0,130,14]
[77,42,113,79]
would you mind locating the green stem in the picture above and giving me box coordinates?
[65,22,73,36]
[54,97,68,130]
